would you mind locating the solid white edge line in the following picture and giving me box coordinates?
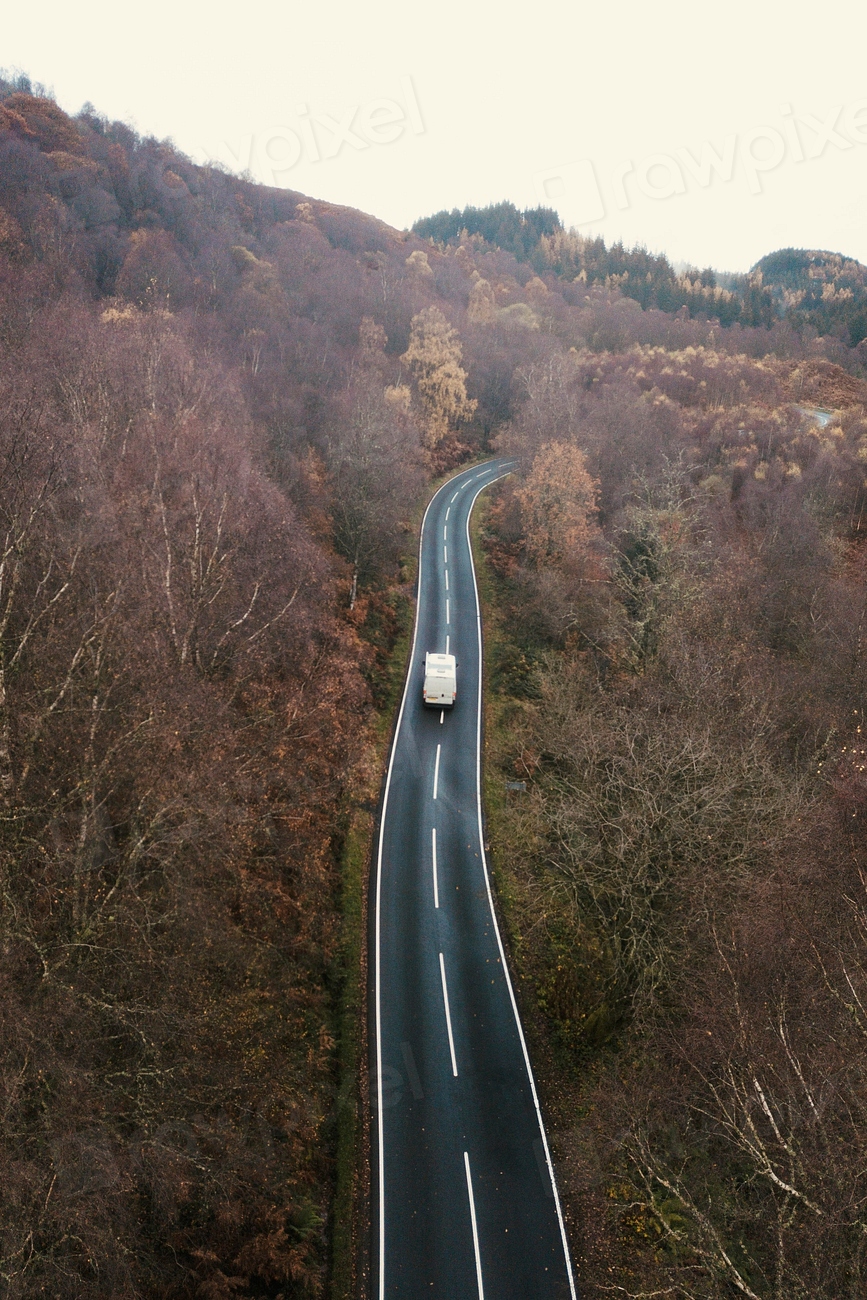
[464,1151,485,1300]
[433,742,441,800]
[439,952,459,1076]
[465,474,579,1299]
[432,827,439,908]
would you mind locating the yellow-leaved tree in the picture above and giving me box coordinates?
[515,440,599,565]
[401,306,477,449]
[467,277,496,324]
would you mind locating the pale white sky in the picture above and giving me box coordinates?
[4,0,867,273]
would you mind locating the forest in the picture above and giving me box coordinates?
[479,342,867,1297]
[1,71,866,1298]
[414,201,867,343]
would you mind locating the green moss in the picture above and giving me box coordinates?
[329,804,368,1300]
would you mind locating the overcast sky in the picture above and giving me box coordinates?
[4,0,867,273]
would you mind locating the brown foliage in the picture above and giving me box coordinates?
[0,94,86,155]
[0,206,26,260]
[781,356,867,408]
[115,229,192,308]
[515,441,600,566]
[3,74,867,1299]
[0,290,366,1298]
[401,306,477,450]
[484,329,867,1297]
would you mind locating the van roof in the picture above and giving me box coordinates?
[426,652,455,668]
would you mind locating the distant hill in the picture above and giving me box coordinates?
[752,247,867,347]
[413,206,867,347]
[413,201,775,327]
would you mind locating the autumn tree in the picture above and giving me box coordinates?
[467,276,496,325]
[405,248,433,279]
[325,375,422,604]
[500,354,583,458]
[115,228,192,309]
[515,440,600,566]
[0,93,86,154]
[400,305,477,450]
[0,380,75,804]
[359,313,387,358]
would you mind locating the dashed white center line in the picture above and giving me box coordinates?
[440,709,444,724]
[445,635,449,653]
[445,506,450,520]
[450,491,459,503]
[446,598,450,624]
[445,570,449,591]
[440,953,458,1076]
[444,545,448,564]
[464,1152,485,1298]
[444,525,447,540]
[432,743,441,800]
[432,828,439,908]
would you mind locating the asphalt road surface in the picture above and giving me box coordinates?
[373,460,577,1298]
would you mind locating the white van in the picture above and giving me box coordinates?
[423,652,457,708]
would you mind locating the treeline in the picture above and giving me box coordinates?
[411,200,562,262]
[480,333,867,1296]
[412,200,778,327]
[535,230,778,328]
[413,200,867,345]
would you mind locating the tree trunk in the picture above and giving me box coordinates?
[0,664,13,802]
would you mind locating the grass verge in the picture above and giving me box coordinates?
[329,585,414,1300]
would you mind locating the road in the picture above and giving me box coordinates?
[372,459,577,1298]
[797,404,836,428]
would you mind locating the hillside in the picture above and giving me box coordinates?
[414,204,867,350]
[753,246,867,349]
[472,318,867,1296]
[2,72,867,1299]
[413,200,778,328]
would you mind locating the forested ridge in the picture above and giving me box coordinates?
[415,201,867,344]
[1,70,866,1298]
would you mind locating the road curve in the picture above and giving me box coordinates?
[372,460,577,1298]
